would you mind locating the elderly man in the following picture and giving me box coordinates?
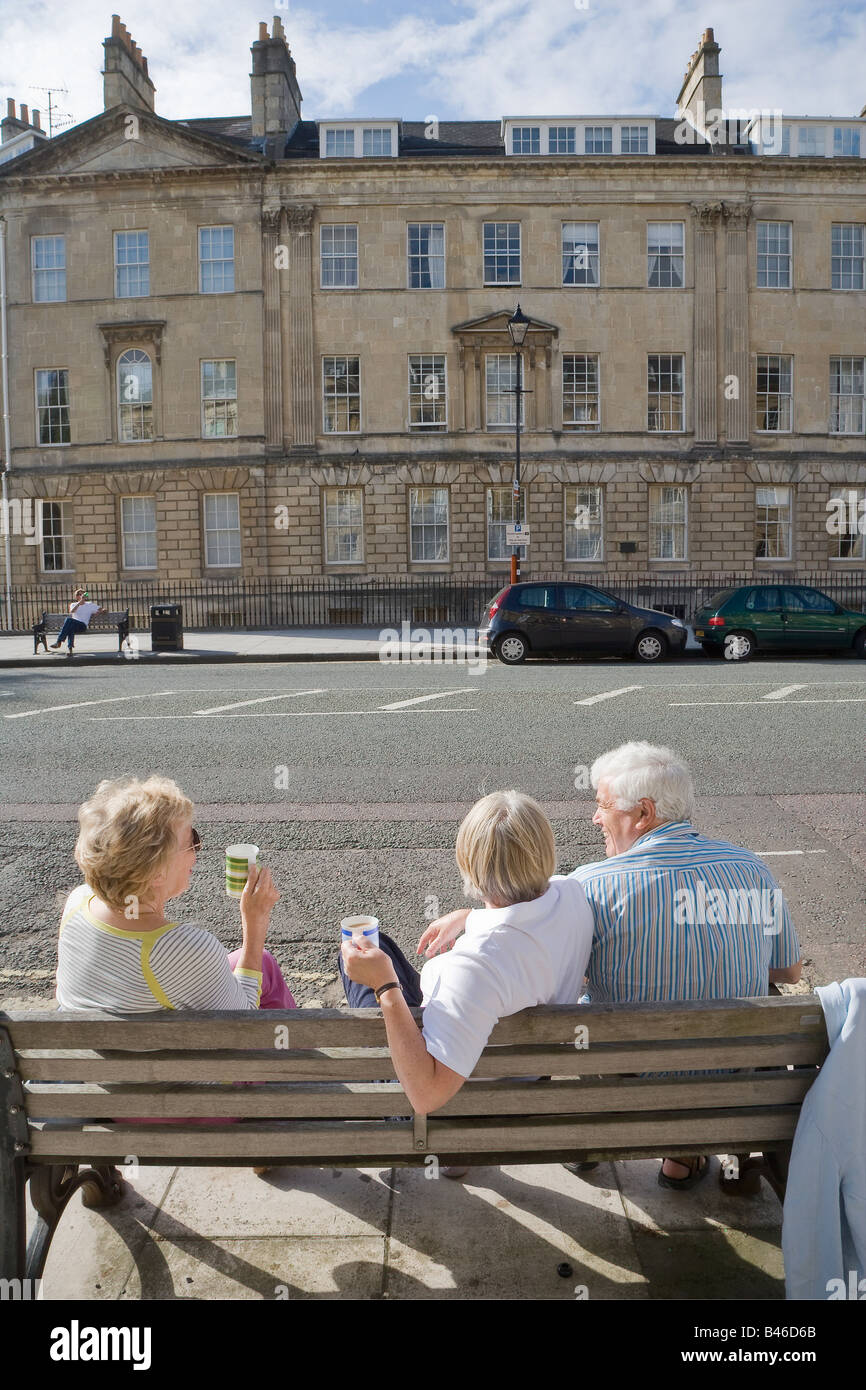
[420,742,802,1191]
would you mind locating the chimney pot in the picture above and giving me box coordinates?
[258,21,269,40]
[32,108,41,128]
[111,13,121,37]
[20,103,28,124]
[273,14,284,37]
[6,98,15,119]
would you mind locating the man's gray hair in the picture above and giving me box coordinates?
[590,742,695,824]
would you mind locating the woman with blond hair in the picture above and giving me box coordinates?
[57,775,295,1013]
[340,791,593,1126]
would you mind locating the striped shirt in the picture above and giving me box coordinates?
[570,821,801,1003]
[56,884,262,1012]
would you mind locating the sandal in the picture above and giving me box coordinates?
[657,1154,710,1190]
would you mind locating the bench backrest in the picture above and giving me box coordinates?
[1,997,829,1167]
[38,610,128,629]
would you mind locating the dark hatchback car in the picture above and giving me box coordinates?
[481,582,688,664]
[693,584,866,660]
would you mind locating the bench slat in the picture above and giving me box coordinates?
[16,1034,829,1083]
[26,1105,804,1160]
[23,1070,817,1119]
[3,997,828,1050]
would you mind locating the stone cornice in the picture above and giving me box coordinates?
[0,166,268,194]
[98,320,166,368]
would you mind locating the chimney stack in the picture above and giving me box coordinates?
[676,27,723,137]
[102,14,156,112]
[1,97,47,145]
[250,16,302,140]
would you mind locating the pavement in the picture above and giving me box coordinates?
[32,1152,787,1301]
[0,624,704,666]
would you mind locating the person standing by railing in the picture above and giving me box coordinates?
[48,588,105,656]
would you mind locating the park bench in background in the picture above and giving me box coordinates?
[32,609,131,655]
[0,995,829,1283]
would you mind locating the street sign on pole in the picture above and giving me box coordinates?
[505,523,530,545]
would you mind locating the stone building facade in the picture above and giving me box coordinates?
[0,17,865,597]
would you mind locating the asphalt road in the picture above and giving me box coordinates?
[1,652,864,1007]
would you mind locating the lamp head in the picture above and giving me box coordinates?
[507,303,530,347]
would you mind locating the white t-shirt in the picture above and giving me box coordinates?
[73,601,100,626]
[419,875,594,1079]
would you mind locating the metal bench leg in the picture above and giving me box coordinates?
[0,1025,29,1279]
[0,1150,26,1281]
[25,1163,125,1281]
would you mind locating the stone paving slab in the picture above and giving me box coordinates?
[34,1154,784,1302]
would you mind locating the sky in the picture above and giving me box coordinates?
[0,0,864,135]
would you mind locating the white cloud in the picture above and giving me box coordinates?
[0,0,862,133]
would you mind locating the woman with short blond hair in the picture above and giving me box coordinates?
[57,775,294,1013]
[340,790,593,1130]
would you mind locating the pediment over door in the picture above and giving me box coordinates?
[451,310,558,370]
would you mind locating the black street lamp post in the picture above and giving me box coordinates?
[507,304,530,584]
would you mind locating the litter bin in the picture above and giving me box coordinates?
[150,603,183,651]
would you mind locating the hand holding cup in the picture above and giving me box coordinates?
[240,862,279,943]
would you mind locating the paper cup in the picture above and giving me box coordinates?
[340,915,380,949]
[226,843,260,898]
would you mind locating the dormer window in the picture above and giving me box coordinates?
[503,118,656,156]
[511,126,540,154]
[325,128,354,157]
[362,127,392,155]
[834,127,861,157]
[319,121,399,158]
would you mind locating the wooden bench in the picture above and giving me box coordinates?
[33,609,131,655]
[0,995,829,1283]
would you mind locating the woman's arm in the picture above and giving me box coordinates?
[342,939,464,1113]
[416,907,470,958]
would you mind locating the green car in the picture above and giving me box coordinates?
[693,584,866,661]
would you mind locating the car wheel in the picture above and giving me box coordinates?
[495,632,529,665]
[724,630,755,662]
[854,629,866,659]
[634,629,668,663]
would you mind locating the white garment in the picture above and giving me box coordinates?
[419,875,594,1078]
[782,978,866,1301]
[73,601,100,626]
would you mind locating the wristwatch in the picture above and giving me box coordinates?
[374,981,401,1003]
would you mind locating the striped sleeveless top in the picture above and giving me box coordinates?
[56,884,262,1012]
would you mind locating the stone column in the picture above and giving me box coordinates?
[690,202,721,443]
[285,204,316,448]
[261,205,283,451]
[723,201,752,444]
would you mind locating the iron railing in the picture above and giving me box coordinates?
[3,571,866,633]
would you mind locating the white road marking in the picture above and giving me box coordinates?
[89,709,477,721]
[193,688,327,715]
[762,684,807,701]
[671,698,866,707]
[378,689,477,710]
[575,685,643,706]
[756,850,828,857]
[4,691,177,720]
